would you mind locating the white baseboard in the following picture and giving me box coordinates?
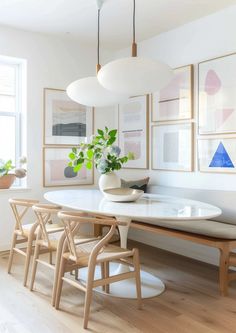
[0,244,10,252]
[129,229,220,267]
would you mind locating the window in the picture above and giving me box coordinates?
[0,56,26,186]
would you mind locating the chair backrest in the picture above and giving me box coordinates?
[58,211,118,262]
[9,198,39,235]
[32,204,62,247]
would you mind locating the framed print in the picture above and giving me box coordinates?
[43,147,93,187]
[152,123,193,171]
[118,95,149,169]
[44,88,93,145]
[152,65,193,122]
[198,137,236,173]
[199,53,236,134]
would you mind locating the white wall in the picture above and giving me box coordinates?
[102,5,236,266]
[0,25,114,250]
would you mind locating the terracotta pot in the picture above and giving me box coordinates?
[0,174,16,189]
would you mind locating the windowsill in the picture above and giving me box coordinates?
[0,187,31,193]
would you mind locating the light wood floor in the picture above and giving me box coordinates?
[1,240,236,333]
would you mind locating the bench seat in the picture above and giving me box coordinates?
[133,218,236,239]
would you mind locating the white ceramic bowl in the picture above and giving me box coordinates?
[103,188,144,202]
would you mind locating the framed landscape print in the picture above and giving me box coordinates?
[198,137,236,173]
[152,65,193,122]
[43,147,93,187]
[199,53,236,134]
[44,88,93,145]
[118,95,149,169]
[152,123,193,171]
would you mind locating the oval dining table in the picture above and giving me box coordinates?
[44,189,222,299]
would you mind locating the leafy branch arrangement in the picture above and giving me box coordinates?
[68,127,134,174]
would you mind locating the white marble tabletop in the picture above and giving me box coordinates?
[44,189,222,222]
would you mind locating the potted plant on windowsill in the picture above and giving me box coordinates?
[0,157,27,189]
[68,127,134,192]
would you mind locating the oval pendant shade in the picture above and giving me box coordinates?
[97,56,173,96]
[66,76,129,107]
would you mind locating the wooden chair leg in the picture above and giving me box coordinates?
[52,240,64,307]
[55,257,66,310]
[30,243,40,291]
[49,250,53,265]
[219,245,230,296]
[7,233,17,274]
[83,266,95,329]
[104,261,110,294]
[133,249,142,309]
[23,236,33,287]
[101,263,106,291]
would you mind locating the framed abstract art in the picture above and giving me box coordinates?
[198,137,236,173]
[152,65,193,122]
[198,53,236,134]
[152,123,193,171]
[43,147,93,187]
[44,88,93,145]
[118,95,149,169]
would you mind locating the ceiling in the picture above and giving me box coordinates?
[0,0,236,50]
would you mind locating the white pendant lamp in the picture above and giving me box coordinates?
[66,1,128,107]
[97,0,173,96]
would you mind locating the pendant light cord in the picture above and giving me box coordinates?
[133,0,136,43]
[132,0,137,56]
[97,8,101,73]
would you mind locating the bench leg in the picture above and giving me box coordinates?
[219,245,230,296]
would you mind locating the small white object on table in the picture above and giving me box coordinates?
[44,189,221,299]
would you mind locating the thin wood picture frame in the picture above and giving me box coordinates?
[151,64,194,123]
[118,95,149,169]
[198,136,236,173]
[43,146,94,187]
[151,122,194,172]
[43,88,94,146]
[198,52,236,135]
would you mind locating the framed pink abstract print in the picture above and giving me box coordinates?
[198,53,236,134]
[152,123,193,171]
[118,95,149,169]
[43,147,93,187]
[152,65,193,122]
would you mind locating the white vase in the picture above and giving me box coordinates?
[99,172,121,192]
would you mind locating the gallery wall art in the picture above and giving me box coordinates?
[152,123,193,171]
[198,138,236,173]
[118,95,149,169]
[152,65,193,122]
[44,88,93,145]
[198,53,236,134]
[43,147,93,187]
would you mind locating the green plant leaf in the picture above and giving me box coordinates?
[72,147,77,153]
[74,164,83,172]
[68,152,76,160]
[107,137,116,145]
[87,149,93,159]
[68,161,73,167]
[97,129,104,136]
[76,158,84,164]
[86,161,92,170]
[108,129,117,137]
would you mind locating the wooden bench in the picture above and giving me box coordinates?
[130,220,236,296]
